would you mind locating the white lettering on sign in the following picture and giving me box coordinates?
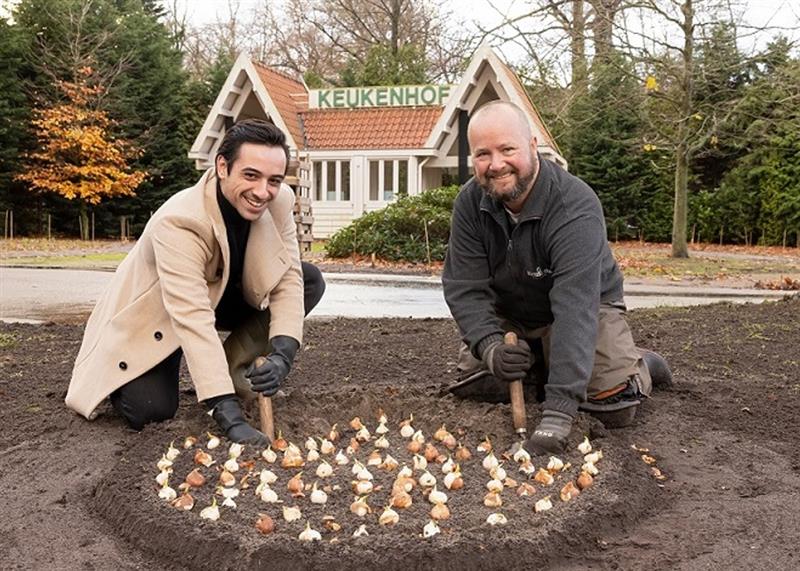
[310,85,452,109]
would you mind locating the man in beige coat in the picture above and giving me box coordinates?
[66,120,324,445]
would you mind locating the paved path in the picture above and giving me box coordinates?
[1,267,792,324]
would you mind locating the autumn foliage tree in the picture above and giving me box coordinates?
[16,67,146,239]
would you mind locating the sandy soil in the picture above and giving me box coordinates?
[2,295,800,570]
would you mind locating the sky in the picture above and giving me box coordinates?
[164,0,799,63]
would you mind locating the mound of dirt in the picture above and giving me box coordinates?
[2,295,800,570]
[93,391,658,571]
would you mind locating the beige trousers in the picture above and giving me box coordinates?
[457,303,652,399]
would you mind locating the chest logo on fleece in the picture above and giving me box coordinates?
[526,267,553,279]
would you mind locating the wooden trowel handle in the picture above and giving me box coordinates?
[254,356,275,442]
[504,332,527,435]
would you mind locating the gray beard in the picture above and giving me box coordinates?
[482,168,536,204]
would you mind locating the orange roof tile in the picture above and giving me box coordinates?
[300,107,443,150]
[251,61,308,148]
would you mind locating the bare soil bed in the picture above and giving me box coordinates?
[2,296,800,570]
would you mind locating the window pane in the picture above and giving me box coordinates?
[326,161,336,201]
[398,160,408,196]
[314,161,323,201]
[369,161,379,201]
[383,160,394,201]
[341,161,351,201]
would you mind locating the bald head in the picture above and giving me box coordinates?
[468,101,533,144]
[467,100,540,212]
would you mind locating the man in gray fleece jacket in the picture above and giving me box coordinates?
[442,101,671,454]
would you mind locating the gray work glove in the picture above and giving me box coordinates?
[480,335,532,381]
[524,410,573,455]
[246,335,299,397]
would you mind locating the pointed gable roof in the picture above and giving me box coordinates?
[188,53,307,168]
[423,44,564,166]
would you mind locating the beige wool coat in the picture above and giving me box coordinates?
[66,168,304,419]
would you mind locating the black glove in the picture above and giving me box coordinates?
[480,335,532,381]
[245,335,300,397]
[209,396,269,446]
[524,410,573,455]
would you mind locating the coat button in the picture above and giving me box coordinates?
[119,361,128,370]
[154,331,163,341]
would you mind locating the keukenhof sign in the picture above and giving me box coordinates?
[309,84,452,109]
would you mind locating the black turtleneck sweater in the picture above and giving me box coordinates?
[214,184,251,330]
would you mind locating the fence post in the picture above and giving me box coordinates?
[423,218,432,266]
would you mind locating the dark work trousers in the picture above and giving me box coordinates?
[110,262,325,430]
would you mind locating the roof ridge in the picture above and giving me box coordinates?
[251,59,306,88]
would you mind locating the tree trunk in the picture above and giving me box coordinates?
[79,201,89,241]
[671,0,693,259]
[571,0,588,89]
[590,0,620,65]
[672,142,689,258]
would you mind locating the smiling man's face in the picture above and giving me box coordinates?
[216,142,287,221]
[468,104,539,212]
